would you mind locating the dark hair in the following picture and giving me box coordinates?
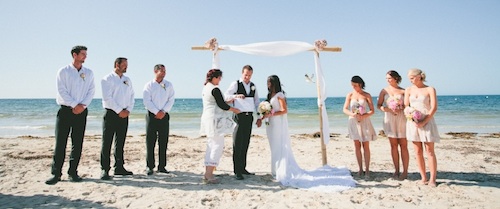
[387,70,402,84]
[267,75,285,101]
[205,69,222,85]
[114,57,128,68]
[351,75,366,89]
[71,45,87,56]
[242,65,253,73]
[154,64,165,71]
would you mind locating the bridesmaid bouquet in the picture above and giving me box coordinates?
[354,104,366,115]
[386,96,403,111]
[258,101,273,125]
[404,106,423,122]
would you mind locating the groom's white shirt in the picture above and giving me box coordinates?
[225,78,260,112]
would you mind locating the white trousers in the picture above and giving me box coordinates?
[204,135,225,166]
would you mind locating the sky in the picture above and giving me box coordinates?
[1,1,499,99]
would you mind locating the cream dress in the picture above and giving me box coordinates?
[347,99,377,142]
[406,94,440,142]
[382,94,407,138]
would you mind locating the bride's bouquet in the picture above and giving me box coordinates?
[404,106,423,122]
[258,101,273,125]
[386,96,403,112]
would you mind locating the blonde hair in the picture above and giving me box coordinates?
[408,68,426,82]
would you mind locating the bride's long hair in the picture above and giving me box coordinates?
[266,75,286,102]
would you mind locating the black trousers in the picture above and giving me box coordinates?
[146,112,170,169]
[51,106,88,176]
[101,109,129,171]
[233,112,254,174]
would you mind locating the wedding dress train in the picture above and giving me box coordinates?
[266,92,356,192]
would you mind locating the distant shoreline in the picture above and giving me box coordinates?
[2,131,498,140]
[1,94,499,100]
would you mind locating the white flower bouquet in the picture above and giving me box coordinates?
[258,101,273,125]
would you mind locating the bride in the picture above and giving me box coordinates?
[260,75,356,192]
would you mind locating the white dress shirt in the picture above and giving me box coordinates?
[143,79,175,114]
[225,79,260,112]
[56,64,95,108]
[101,71,135,114]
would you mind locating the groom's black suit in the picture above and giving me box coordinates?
[232,80,256,176]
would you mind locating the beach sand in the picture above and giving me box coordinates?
[1,132,499,208]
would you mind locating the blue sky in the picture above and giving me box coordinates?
[1,1,499,99]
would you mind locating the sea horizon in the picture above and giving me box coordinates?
[1,93,498,100]
[0,95,498,138]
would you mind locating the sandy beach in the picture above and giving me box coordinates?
[0,132,499,208]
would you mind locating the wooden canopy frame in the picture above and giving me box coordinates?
[192,42,342,166]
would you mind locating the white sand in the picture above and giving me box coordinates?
[0,133,499,208]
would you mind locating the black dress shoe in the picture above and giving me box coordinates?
[235,173,244,180]
[100,170,111,180]
[242,170,255,175]
[146,168,154,175]
[157,168,170,174]
[114,167,133,176]
[68,174,83,182]
[45,175,61,185]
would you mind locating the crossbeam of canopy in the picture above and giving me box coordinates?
[193,39,341,166]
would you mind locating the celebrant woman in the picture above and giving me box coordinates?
[200,69,240,184]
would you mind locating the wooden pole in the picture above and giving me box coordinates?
[318,103,328,165]
[315,51,328,166]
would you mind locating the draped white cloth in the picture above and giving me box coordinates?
[219,41,313,57]
[212,41,330,145]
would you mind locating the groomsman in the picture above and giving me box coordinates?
[225,65,262,180]
[46,45,95,185]
[100,57,135,180]
[143,64,175,175]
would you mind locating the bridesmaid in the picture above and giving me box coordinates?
[404,68,440,187]
[377,70,409,180]
[343,75,377,178]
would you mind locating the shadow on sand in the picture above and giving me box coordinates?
[0,193,116,209]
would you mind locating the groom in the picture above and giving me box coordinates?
[225,65,262,180]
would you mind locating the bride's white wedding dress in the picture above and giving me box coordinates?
[266,92,356,192]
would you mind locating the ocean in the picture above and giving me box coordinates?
[0,95,498,138]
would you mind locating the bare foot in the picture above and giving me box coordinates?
[202,176,220,184]
[399,173,408,180]
[428,181,437,187]
[364,171,370,179]
[357,170,363,177]
[417,180,428,185]
[392,172,399,179]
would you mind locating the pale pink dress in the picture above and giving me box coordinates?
[382,94,407,138]
[347,99,376,142]
[406,94,440,142]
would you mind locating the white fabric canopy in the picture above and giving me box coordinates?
[211,41,331,145]
[219,41,314,57]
